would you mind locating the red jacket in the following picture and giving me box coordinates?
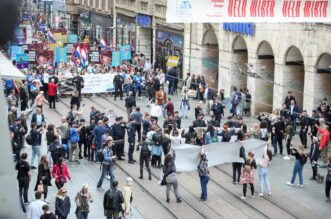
[48,82,57,96]
[52,162,71,183]
[317,127,330,149]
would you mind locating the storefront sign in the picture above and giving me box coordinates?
[136,14,152,27]
[166,0,331,23]
[223,22,254,36]
[91,13,112,27]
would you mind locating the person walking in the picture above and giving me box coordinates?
[287,145,307,187]
[97,137,116,191]
[315,124,330,164]
[122,178,133,218]
[75,184,93,219]
[26,191,47,219]
[131,107,143,143]
[198,146,209,201]
[127,118,136,164]
[284,119,294,160]
[113,71,124,101]
[16,153,31,204]
[137,135,152,180]
[34,155,52,203]
[315,156,331,202]
[299,110,310,148]
[233,142,246,184]
[52,158,72,189]
[180,87,190,119]
[309,137,320,181]
[35,90,47,110]
[55,188,71,219]
[258,145,273,196]
[103,181,124,219]
[30,123,44,169]
[289,100,299,132]
[162,150,182,203]
[125,92,136,120]
[48,78,57,109]
[240,164,254,200]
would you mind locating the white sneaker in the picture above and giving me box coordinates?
[267,192,272,196]
[258,193,264,197]
[251,195,254,198]
[240,196,246,200]
[297,184,304,188]
[283,155,290,160]
[286,182,294,186]
[106,175,111,180]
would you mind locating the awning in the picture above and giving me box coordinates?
[0,51,26,80]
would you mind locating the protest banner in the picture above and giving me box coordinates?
[112,51,121,66]
[166,0,331,23]
[16,54,29,69]
[68,34,78,43]
[55,47,67,63]
[81,74,115,93]
[120,45,132,61]
[36,49,54,66]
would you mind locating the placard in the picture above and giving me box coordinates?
[112,51,121,67]
[89,51,101,63]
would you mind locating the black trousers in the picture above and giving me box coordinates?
[140,156,151,178]
[114,87,123,100]
[55,181,64,190]
[134,124,142,142]
[232,162,242,183]
[311,161,318,179]
[273,135,283,155]
[299,130,308,147]
[326,181,331,198]
[286,138,292,156]
[49,95,56,108]
[115,143,125,159]
[243,183,254,197]
[18,178,29,203]
[21,100,28,111]
[151,155,161,167]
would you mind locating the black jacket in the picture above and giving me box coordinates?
[309,142,320,161]
[103,189,124,212]
[111,124,126,141]
[31,113,45,126]
[193,119,207,128]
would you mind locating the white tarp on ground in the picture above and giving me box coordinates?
[173,139,266,172]
[0,52,26,80]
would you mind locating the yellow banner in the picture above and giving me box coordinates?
[49,42,63,51]
[167,56,180,67]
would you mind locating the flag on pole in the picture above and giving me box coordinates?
[81,46,88,67]
[71,45,81,67]
[100,35,107,48]
[48,30,56,43]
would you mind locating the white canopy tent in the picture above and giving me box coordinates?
[0,51,26,80]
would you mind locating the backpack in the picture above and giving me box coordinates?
[140,143,150,158]
[196,128,205,140]
[69,128,80,143]
[300,153,308,165]
[152,132,163,146]
[105,190,119,211]
[25,132,34,145]
[97,147,107,163]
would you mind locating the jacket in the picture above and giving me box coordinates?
[52,162,71,183]
[102,147,114,166]
[111,124,126,141]
[211,103,224,117]
[93,125,106,146]
[155,90,166,106]
[34,163,52,191]
[317,127,330,149]
[31,113,45,127]
[309,142,320,161]
[75,190,93,213]
[48,82,57,96]
[122,185,132,214]
[103,189,124,212]
[163,150,176,176]
[127,124,135,143]
[55,195,71,217]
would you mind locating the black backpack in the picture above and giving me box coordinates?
[152,132,163,146]
[25,131,34,145]
[97,147,107,163]
[300,153,308,165]
[140,143,150,158]
[105,190,119,210]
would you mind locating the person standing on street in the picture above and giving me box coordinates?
[163,150,182,203]
[211,98,224,126]
[131,107,143,142]
[309,137,320,181]
[16,153,31,204]
[113,71,124,101]
[284,91,296,109]
[97,137,116,192]
[198,146,209,201]
[110,117,126,161]
[26,191,46,219]
[289,100,300,132]
[75,184,93,219]
[125,91,136,120]
[34,155,51,203]
[93,120,106,162]
[55,188,71,219]
[52,158,72,189]
[137,135,152,180]
[316,124,330,164]
[48,78,57,109]
[103,181,124,219]
[299,110,310,148]
[258,145,273,197]
[73,73,84,100]
[127,118,136,164]
[287,145,307,187]
[30,123,44,169]
[122,177,133,218]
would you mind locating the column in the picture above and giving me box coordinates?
[183,23,191,75]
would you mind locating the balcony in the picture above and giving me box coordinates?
[116,0,137,12]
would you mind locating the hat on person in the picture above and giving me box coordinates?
[106,136,113,142]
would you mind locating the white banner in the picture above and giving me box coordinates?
[166,0,331,23]
[173,139,266,172]
[81,74,115,94]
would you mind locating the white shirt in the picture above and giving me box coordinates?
[26,199,47,219]
[290,105,294,114]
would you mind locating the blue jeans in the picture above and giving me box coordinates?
[79,212,88,219]
[97,164,115,190]
[291,160,303,185]
[200,175,209,200]
[31,145,41,167]
[291,117,297,132]
[259,167,271,193]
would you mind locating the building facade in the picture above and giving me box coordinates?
[183,23,331,115]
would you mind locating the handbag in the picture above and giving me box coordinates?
[37,183,44,193]
[187,89,197,98]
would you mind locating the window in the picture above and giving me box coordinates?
[140,2,148,11]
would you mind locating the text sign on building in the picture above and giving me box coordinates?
[136,14,152,28]
[223,23,254,36]
[166,0,331,23]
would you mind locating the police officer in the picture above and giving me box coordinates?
[127,118,136,164]
[113,71,124,101]
[111,117,126,160]
[137,135,152,180]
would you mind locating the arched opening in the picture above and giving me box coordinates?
[201,24,219,89]
[232,36,248,90]
[315,53,331,106]
[284,46,305,110]
[255,41,274,113]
